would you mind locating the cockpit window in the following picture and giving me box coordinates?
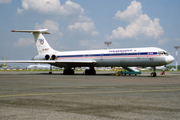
[158,51,169,56]
[164,52,169,56]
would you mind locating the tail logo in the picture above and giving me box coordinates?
[38,39,44,45]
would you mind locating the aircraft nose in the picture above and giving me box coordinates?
[165,55,174,64]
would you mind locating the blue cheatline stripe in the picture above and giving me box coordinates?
[56,52,157,58]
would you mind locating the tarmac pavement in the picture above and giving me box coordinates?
[0,71,179,120]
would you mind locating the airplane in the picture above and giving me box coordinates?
[0,29,174,77]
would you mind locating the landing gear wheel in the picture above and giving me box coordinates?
[49,65,52,74]
[85,69,96,75]
[70,69,74,75]
[150,66,157,77]
[153,72,157,77]
[49,72,52,74]
[63,69,74,75]
[150,72,156,77]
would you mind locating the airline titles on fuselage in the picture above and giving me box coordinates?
[109,49,133,53]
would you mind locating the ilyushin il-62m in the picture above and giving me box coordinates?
[0,29,174,77]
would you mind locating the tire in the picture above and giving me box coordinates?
[150,72,156,77]
[153,72,157,77]
[150,72,154,77]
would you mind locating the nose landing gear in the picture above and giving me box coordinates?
[150,72,156,77]
[150,67,157,77]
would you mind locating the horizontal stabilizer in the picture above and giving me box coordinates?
[11,29,50,34]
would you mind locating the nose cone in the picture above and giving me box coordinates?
[165,55,174,64]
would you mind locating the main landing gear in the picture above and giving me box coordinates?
[63,68,74,75]
[85,67,96,75]
[63,67,96,75]
[150,66,157,77]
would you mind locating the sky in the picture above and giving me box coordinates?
[0,0,180,67]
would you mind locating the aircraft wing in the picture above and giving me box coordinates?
[56,59,96,64]
[0,60,55,64]
[0,59,96,66]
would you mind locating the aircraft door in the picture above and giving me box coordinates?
[137,52,140,59]
[101,53,103,60]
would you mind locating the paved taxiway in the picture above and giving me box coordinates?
[0,71,180,120]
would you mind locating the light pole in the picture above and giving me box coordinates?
[104,42,112,49]
[174,46,180,71]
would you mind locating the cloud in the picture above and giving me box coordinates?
[17,0,98,36]
[175,37,180,41]
[158,38,169,45]
[0,0,11,3]
[35,20,63,38]
[34,20,64,49]
[13,38,34,47]
[79,40,103,49]
[114,0,142,22]
[17,0,84,16]
[67,15,99,36]
[107,1,164,40]
[68,21,99,36]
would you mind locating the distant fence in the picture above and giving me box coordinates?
[0,69,26,71]
[0,69,60,71]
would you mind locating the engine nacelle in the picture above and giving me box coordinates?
[32,54,50,60]
[51,54,57,60]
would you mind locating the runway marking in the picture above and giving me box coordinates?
[132,87,180,89]
[62,89,180,95]
[0,86,115,89]
[2,86,179,89]
[76,86,115,88]
[0,93,60,98]
[0,89,180,98]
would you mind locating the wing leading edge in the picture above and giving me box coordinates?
[0,59,96,66]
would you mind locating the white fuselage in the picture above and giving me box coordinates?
[51,47,174,67]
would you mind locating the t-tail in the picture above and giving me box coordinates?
[11,29,57,60]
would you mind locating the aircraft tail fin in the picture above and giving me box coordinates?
[11,29,56,55]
